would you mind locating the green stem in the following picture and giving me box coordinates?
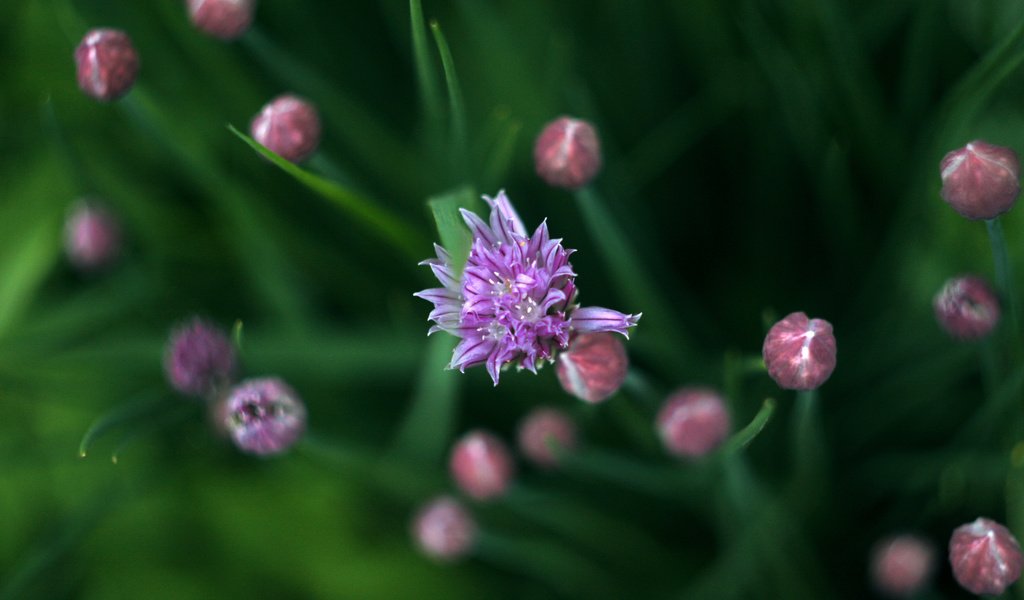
[792,389,825,505]
[987,217,1020,342]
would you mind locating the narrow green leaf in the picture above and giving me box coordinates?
[0,216,61,337]
[228,124,427,261]
[721,398,776,455]
[410,0,443,132]
[77,392,168,458]
[430,20,469,177]
[426,185,478,276]
[231,319,244,352]
[388,335,459,464]
[474,532,618,599]
[479,115,523,190]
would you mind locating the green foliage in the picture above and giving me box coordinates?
[6,0,1024,598]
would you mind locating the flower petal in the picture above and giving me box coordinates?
[450,336,497,372]
[571,307,642,338]
[414,287,460,304]
[484,190,527,238]
[460,208,497,245]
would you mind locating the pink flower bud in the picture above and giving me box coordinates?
[220,377,306,456]
[870,534,935,598]
[250,94,321,163]
[934,276,1001,341]
[762,312,837,391]
[517,408,578,469]
[448,430,514,500]
[411,495,476,562]
[949,517,1024,596]
[186,0,256,41]
[940,140,1020,220]
[555,332,628,404]
[164,317,237,397]
[64,201,121,270]
[74,29,139,102]
[534,116,602,189]
[656,387,731,458]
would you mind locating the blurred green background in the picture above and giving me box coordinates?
[5,0,1024,597]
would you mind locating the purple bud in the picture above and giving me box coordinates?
[949,517,1024,596]
[517,408,578,469]
[64,201,121,271]
[934,276,1001,341]
[534,116,602,189]
[555,332,629,404]
[250,94,321,163]
[870,534,936,598]
[186,0,256,41]
[762,312,837,391]
[164,318,237,397]
[220,377,306,456]
[448,430,514,501]
[74,28,139,102]
[411,495,476,562]
[940,140,1020,220]
[656,387,731,458]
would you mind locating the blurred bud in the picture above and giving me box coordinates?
[64,201,121,270]
[534,116,602,189]
[555,332,628,404]
[164,317,237,397]
[186,0,256,41]
[934,276,1001,341]
[517,408,578,469]
[656,387,731,458]
[762,311,837,391]
[949,517,1024,596]
[220,377,306,456]
[250,94,321,163]
[411,495,476,562]
[74,28,139,102]
[940,140,1020,220]
[870,534,936,598]
[449,430,514,500]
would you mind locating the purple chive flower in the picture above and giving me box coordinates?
[74,28,140,102]
[411,495,477,562]
[220,377,306,456]
[534,116,603,189]
[186,0,257,41]
[517,407,578,469]
[949,517,1024,596]
[250,94,321,163]
[762,311,837,391]
[415,191,640,385]
[656,387,731,458]
[870,534,936,598]
[164,317,237,397]
[555,332,629,403]
[934,276,1001,341]
[64,201,121,271]
[940,141,1020,220]
[449,430,515,501]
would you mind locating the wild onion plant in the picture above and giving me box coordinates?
[8,1,1024,598]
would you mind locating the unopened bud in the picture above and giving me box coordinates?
[164,317,237,397]
[449,430,514,500]
[870,534,935,598]
[534,116,602,189]
[762,312,837,391]
[555,332,628,404]
[411,495,476,562]
[220,377,306,456]
[934,276,1001,341]
[186,0,256,41]
[74,29,139,102]
[949,517,1023,596]
[656,387,731,458]
[64,201,121,270]
[517,408,577,469]
[250,94,321,163]
[940,140,1020,220]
